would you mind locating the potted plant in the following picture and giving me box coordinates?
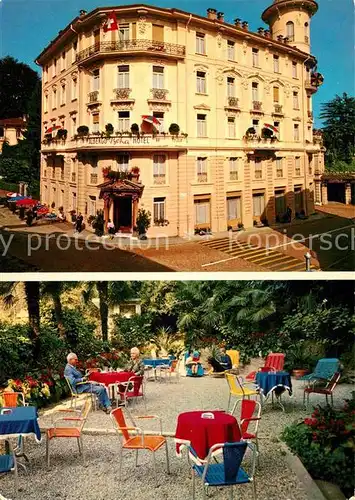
[285,344,312,379]
[169,123,180,136]
[105,123,114,136]
[92,209,105,237]
[135,209,151,240]
[57,129,67,140]
[77,125,89,137]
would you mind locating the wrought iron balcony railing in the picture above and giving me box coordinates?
[150,88,169,100]
[76,40,186,63]
[227,97,240,108]
[252,101,263,111]
[273,104,283,114]
[88,91,99,103]
[113,88,132,100]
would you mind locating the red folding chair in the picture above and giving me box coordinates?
[231,399,262,466]
[116,376,146,411]
[246,353,285,381]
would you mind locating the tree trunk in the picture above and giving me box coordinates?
[97,282,109,342]
[52,293,65,338]
[24,282,40,354]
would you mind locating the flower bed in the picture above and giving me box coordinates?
[282,400,355,497]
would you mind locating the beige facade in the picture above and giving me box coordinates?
[0,117,26,153]
[36,1,324,237]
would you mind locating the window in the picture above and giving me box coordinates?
[72,78,77,100]
[292,62,298,78]
[118,65,130,88]
[72,40,78,63]
[229,158,238,181]
[44,65,49,83]
[53,58,57,77]
[308,154,313,174]
[293,91,299,109]
[252,119,259,134]
[61,51,66,71]
[252,48,259,67]
[197,114,207,137]
[60,166,64,180]
[227,77,235,97]
[0,127,3,138]
[286,21,295,41]
[274,121,280,139]
[276,158,283,178]
[255,158,262,179]
[89,196,97,216]
[117,154,129,171]
[196,157,207,182]
[61,84,66,105]
[70,158,77,182]
[196,71,206,93]
[227,117,236,138]
[153,155,166,184]
[44,94,48,113]
[273,86,279,103]
[295,157,301,176]
[117,111,130,132]
[294,124,300,141]
[227,40,235,60]
[252,82,259,101]
[52,88,57,109]
[152,66,164,89]
[195,198,210,225]
[196,33,206,54]
[119,24,129,41]
[153,112,164,133]
[71,116,77,136]
[92,69,100,91]
[154,197,166,222]
[72,192,77,211]
[92,113,99,133]
[227,197,241,222]
[273,55,280,73]
[253,193,265,217]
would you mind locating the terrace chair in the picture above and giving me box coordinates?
[227,350,240,370]
[225,374,259,412]
[230,399,262,465]
[65,376,97,411]
[1,392,27,408]
[46,397,92,467]
[0,439,18,495]
[158,359,180,383]
[110,407,170,486]
[245,353,285,382]
[303,372,341,409]
[191,441,257,500]
[115,376,147,411]
[300,358,340,385]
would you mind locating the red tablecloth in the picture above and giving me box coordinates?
[88,371,134,386]
[175,410,241,461]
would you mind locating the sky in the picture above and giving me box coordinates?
[0,0,354,126]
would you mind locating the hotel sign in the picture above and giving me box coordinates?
[75,135,186,146]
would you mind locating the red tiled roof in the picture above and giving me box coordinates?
[0,117,26,127]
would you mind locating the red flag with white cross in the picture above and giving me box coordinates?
[103,11,118,32]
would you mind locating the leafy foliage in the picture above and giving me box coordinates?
[282,401,355,495]
[112,314,153,351]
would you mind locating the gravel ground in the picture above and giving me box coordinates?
[1,376,353,500]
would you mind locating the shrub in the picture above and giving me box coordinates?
[135,209,151,236]
[131,123,139,135]
[112,314,153,350]
[77,125,89,136]
[105,123,114,136]
[92,209,105,236]
[282,401,355,496]
[56,129,67,140]
[0,323,34,385]
[169,123,180,135]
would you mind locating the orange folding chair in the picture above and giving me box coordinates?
[1,392,27,408]
[110,407,170,486]
[46,397,92,467]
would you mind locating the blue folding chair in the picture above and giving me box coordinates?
[0,439,19,494]
[191,441,256,500]
[300,358,340,385]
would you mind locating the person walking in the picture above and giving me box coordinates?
[75,212,83,233]
[107,219,115,239]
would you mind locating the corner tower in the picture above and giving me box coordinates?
[262,0,318,54]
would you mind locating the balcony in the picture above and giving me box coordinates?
[197,172,208,183]
[147,89,171,107]
[90,173,98,184]
[225,97,240,111]
[305,79,318,94]
[308,110,314,121]
[251,101,264,114]
[111,88,135,107]
[273,104,284,116]
[153,174,166,185]
[87,91,101,108]
[76,40,186,65]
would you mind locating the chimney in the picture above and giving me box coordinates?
[217,12,224,22]
[79,9,87,17]
[207,8,217,20]
[242,21,249,31]
[264,30,271,38]
[234,18,241,28]
[257,27,265,35]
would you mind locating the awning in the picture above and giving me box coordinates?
[141,115,161,125]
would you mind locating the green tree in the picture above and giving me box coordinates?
[320,93,355,170]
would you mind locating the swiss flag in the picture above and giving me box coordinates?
[103,11,118,32]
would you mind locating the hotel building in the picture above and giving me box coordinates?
[36,1,325,236]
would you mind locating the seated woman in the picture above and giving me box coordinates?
[185,350,204,377]
[208,347,232,373]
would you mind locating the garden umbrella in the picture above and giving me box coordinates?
[141,115,161,125]
[16,198,37,207]
[45,125,61,134]
[8,195,27,202]
[263,123,279,133]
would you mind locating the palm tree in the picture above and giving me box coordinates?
[41,282,79,338]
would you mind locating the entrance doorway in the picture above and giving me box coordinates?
[114,197,132,232]
[327,183,345,204]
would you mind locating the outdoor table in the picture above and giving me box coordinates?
[89,371,134,400]
[143,359,171,381]
[175,410,241,463]
[0,406,41,465]
[256,371,292,411]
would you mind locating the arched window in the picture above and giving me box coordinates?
[286,21,294,41]
[304,22,309,43]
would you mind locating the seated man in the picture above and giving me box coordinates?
[208,347,232,373]
[185,350,203,375]
[124,347,145,376]
[64,352,112,413]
